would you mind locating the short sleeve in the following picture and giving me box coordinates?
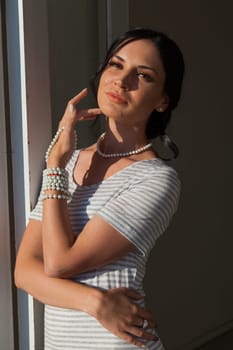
[97,167,181,257]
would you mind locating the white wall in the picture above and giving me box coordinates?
[129,1,233,349]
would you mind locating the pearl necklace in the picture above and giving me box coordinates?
[96,133,152,158]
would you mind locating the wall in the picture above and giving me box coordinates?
[47,0,105,147]
[0,3,15,345]
[129,1,233,349]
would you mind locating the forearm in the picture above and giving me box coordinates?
[42,196,74,273]
[14,255,102,318]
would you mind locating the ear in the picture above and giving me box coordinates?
[155,94,169,113]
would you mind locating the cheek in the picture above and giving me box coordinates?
[135,90,157,111]
[142,88,164,110]
[97,82,104,107]
[97,73,112,105]
[99,70,112,85]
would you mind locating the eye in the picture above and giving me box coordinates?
[108,60,123,69]
[137,72,154,82]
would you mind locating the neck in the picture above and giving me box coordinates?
[96,132,152,158]
[101,121,149,154]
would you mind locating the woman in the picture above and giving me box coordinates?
[15,28,184,349]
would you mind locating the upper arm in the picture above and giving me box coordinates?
[97,167,180,256]
[26,190,132,278]
[47,215,136,278]
[49,167,180,278]
[15,219,43,283]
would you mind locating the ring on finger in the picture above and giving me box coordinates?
[142,319,149,329]
[69,103,75,113]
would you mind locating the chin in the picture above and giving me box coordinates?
[98,92,127,111]
[99,103,125,120]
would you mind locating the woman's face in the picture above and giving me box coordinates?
[97,39,168,128]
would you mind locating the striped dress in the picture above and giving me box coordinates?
[30,150,181,350]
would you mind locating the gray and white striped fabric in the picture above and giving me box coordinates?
[30,150,180,350]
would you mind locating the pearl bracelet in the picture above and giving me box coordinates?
[43,167,68,176]
[42,168,69,191]
[42,177,69,191]
[45,127,65,163]
[42,167,71,200]
[42,193,70,200]
[43,186,70,194]
[45,128,78,163]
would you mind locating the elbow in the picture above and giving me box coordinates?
[14,261,25,290]
[44,259,65,278]
[14,255,32,291]
[44,257,79,278]
[44,266,60,278]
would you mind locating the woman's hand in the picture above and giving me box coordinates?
[94,288,158,348]
[47,88,102,168]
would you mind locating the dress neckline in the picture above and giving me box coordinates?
[69,150,162,189]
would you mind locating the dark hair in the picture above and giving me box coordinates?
[91,28,185,160]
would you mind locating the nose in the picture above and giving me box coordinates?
[113,71,133,90]
[113,78,128,90]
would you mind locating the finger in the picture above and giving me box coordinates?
[148,319,157,329]
[69,103,76,113]
[125,325,159,342]
[60,107,102,131]
[69,88,88,106]
[120,288,144,300]
[133,316,145,327]
[140,318,157,329]
[136,307,155,322]
[134,317,157,330]
[118,331,148,348]
[77,108,102,119]
[127,312,156,330]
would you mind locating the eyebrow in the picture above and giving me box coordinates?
[113,55,159,75]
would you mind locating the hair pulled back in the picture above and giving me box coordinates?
[91,28,185,160]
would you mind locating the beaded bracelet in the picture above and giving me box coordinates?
[43,167,68,176]
[42,167,71,200]
[42,168,69,191]
[45,127,65,163]
[45,128,78,163]
[43,186,68,193]
[42,177,69,192]
[42,193,70,200]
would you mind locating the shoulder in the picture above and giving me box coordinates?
[111,158,181,212]
[125,159,181,212]
[129,158,180,188]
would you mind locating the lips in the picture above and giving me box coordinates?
[106,91,127,104]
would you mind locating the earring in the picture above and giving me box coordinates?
[158,107,163,112]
